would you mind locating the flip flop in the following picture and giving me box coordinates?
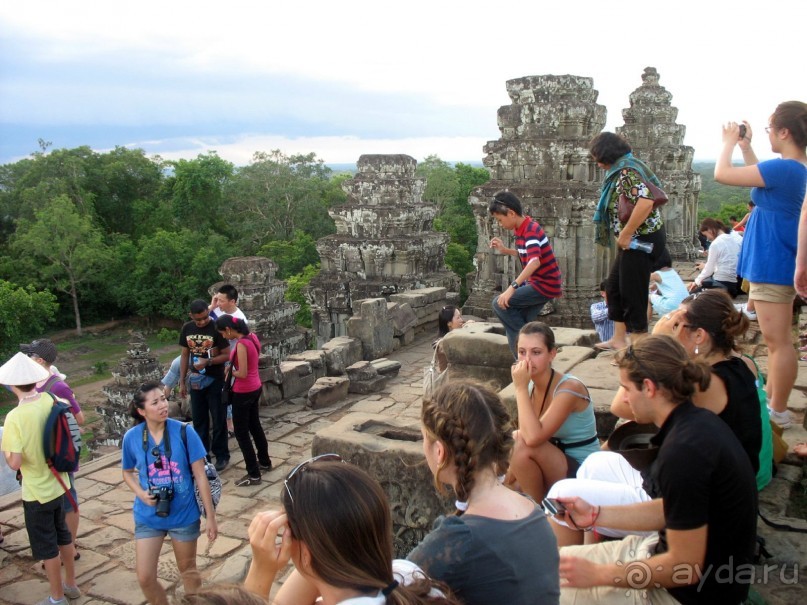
[794,443,807,458]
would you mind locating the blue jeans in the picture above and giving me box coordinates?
[189,377,228,462]
[492,286,552,358]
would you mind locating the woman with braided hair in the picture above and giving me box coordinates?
[408,381,560,605]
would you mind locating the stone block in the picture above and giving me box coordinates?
[261,381,283,405]
[370,358,402,378]
[308,376,350,409]
[553,345,596,375]
[348,374,389,394]
[387,301,418,335]
[312,413,451,557]
[346,361,378,381]
[347,298,394,360]
[277,361,317,400]
[398,328,415,346]
[552,327,599,347]
[286,350,327,380]
[322,336,364,375]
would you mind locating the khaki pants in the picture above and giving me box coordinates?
[560,534,680,605]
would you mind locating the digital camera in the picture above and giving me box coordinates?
[149,485,174,517]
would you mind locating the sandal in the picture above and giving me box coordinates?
[794,443,807,458]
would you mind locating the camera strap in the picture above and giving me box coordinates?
[142,423,175,490]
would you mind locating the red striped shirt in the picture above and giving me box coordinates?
[515,216,562,299]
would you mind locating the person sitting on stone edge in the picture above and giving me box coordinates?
[489,190,562,357]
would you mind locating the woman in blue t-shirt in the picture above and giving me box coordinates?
[715,101,807,430]
[122,382,217,605]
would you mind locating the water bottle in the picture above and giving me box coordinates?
[628,239,654,254]
[193,355,206,374]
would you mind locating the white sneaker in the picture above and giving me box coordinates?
[734,303,757,321]
[768,407,792,430]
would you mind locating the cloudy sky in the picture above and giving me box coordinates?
[1,0,804,166]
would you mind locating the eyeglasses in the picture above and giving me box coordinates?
[765,126,777,134]
[152,446,163,470]
[283,453,343,504]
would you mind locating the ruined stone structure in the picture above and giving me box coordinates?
[213,256,306,365]
[463,75,608,325]
[308,155,459,345]
[97,332,163,446]
[312,413,451,557]
[464,70,700,326]
[617,67,701,259]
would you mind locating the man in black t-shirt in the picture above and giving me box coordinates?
[556,336,757,605]
[179,299,230,471]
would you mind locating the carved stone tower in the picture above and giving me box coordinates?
[213,256,307,365]
[308,154,459,344]
[463,75,608,326]
[617,67,701,259]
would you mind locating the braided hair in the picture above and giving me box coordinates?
[421,381,513,515]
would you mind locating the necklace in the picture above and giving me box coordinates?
[537,368,555,418]
[18,392,40,404]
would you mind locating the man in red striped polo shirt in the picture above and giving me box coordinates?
[489,191,562,357]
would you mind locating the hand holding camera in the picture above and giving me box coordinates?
[148,485,174,517]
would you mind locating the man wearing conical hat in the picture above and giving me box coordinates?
[1,352,81,605]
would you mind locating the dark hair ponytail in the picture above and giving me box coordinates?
[215,315,249,335]
[129,381,163,424]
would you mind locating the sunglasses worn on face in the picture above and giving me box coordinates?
[283,453,343,504]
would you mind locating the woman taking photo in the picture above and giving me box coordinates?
[715,101,807,429]
[122,382,217,605]
[591,132,668,350]
[215,316,271,487]
[410,381,560,605]
[688,218,742,296]
[243,458,461,605]
[507,322,598,502]
[547,290,768,546]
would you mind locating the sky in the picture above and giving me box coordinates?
[1,0,805,167]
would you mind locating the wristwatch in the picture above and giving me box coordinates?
[511,280,519,289]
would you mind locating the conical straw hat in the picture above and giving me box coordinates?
[0,352,50,386]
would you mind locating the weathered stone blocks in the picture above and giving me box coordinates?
[312,413,451,557]
[308,376,350,409]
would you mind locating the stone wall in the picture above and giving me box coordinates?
[308,155,459,345]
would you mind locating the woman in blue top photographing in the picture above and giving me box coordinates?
[715,101,807,430]
[122,382,218,605]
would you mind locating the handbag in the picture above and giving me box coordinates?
[181,423,221,518]
[617,181,669,224]
[423,341,447,397]
[221,366,234,406]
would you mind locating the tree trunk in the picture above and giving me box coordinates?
[69,273,82,336]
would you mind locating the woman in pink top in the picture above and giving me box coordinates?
[215,316,271,487]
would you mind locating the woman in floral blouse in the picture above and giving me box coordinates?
[591,132,668,349]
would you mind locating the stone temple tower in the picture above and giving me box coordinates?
[463,75,608,327]
[308,154,459,344]
[617,67,701,259]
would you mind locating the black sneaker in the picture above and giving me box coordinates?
[259,460,273,471]
[235,475,261,487]
[214,457,229,472]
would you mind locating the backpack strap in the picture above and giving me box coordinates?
[49,466,78,512]
[40,374,61,396]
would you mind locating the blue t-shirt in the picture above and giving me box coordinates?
[738,158,807,285]
[122,418,207,530]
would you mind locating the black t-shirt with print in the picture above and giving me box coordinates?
[178,319,228,380]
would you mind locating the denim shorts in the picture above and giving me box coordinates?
[134,519,201,542]
[62,473,78,513]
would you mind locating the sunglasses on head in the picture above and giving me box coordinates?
[283,453,343,504]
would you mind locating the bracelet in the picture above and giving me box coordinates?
[580,506,601,532]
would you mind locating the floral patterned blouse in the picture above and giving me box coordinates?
[609,167,664,236]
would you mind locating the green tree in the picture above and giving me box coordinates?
[416,155,460,211]
[227,150,336,250]
[129,228,231,320]
[12,195,108,335]
[168,152,234,233]
[444,242,474,300]
[259,231,321,280]
[0,280,58,357]
[285,264,320,327]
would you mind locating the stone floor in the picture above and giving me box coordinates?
[1,330,805,605]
